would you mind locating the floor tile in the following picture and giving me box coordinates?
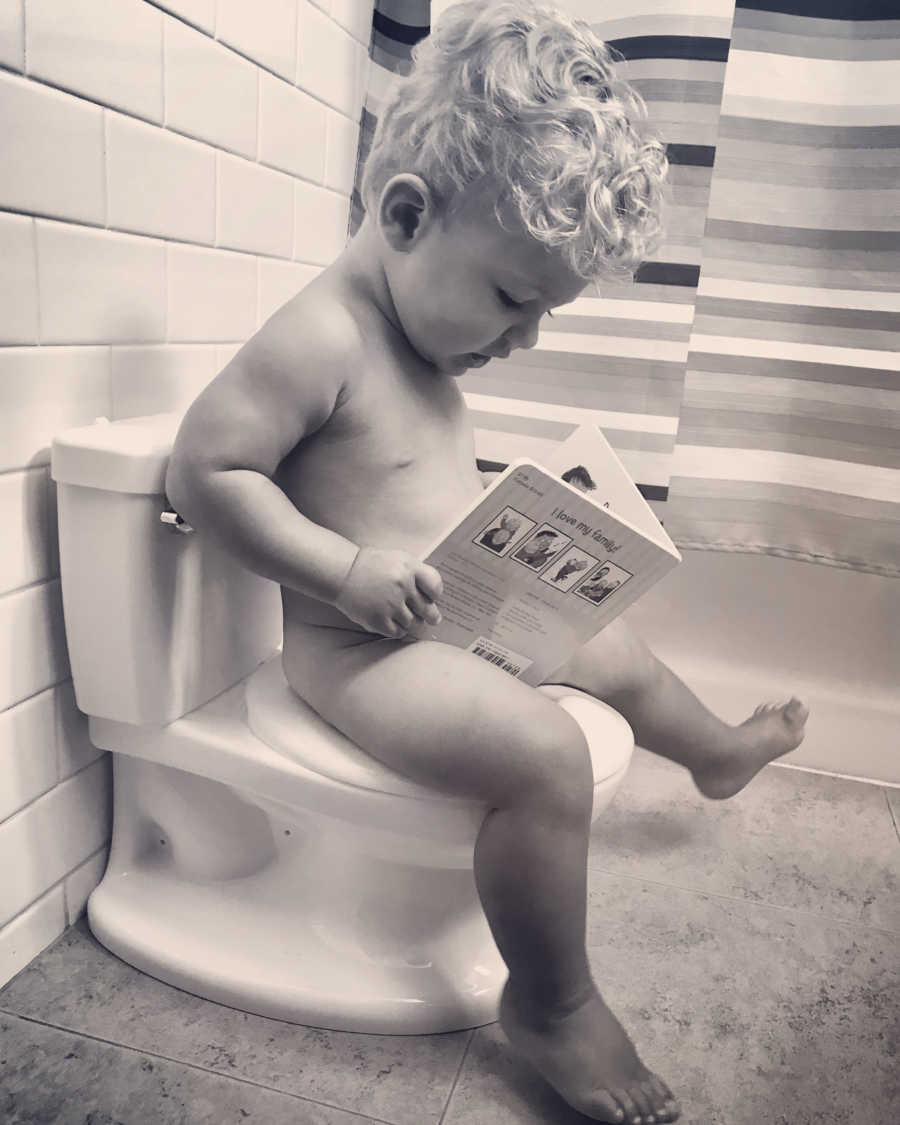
[443,873,900,1125]
[0,1012,386,1125]
[590,750,900,931]
[0,920,470,1125]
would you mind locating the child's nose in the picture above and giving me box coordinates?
[505,312,542,353]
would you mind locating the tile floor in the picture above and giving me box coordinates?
[2,750,899,1125]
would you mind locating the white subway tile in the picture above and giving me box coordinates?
[110,344,218,419]
[0,757,111,926]
[107,111,216,245]
[0,0,24,72]
[330,0,373,45]
[217,151,294,258]
[0,213,38,345]
[0,688,57,825]
[298,1,357,117]
[165,16,258,159]
[65,844,109,925]
[217,0,297,82]
[293,180,348,264]
[167,243,257,342]
[0,346,111,472]
[215,343,243,368]
[0,883,65,990]
[150,0,215,35]
[259,259,321,326]
[259,70,327,183]
[37,221,167,345]
[0,468,53,596]
[0,581,69,712]
[0,72,105,226]
[55,680,104,783]
[26,0,163,123]
[324,108,358,195]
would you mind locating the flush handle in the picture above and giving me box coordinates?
[160,508,194,534]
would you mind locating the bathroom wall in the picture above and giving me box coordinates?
[0,0,373,989]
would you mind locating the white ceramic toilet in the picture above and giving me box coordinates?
[51,413,634,1035]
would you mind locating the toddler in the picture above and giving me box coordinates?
[166,4,808,1121]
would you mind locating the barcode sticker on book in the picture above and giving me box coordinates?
[467,637,533,679]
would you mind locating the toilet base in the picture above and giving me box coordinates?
[89,754,507,1035]
[88,871,506,1034]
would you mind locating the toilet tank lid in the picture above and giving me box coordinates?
[51,413,182,495]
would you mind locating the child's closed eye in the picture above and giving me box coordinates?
[496,288,554,318]
[496,288,523,309]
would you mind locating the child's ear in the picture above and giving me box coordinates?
[378,174,435,250]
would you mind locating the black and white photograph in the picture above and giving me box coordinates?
[2,2,896,1124]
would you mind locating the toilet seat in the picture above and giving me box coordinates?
[245,655,633,798]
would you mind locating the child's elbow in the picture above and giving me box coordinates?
[165,451,205,525]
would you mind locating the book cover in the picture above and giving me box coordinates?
[409,424,681,686]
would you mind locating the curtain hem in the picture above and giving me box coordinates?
[670,539,900,579]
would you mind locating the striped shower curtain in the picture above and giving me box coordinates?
[666,0,900,577]
[351,1,900,578]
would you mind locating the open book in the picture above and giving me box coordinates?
[408,423,681,686]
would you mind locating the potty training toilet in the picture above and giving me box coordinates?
[51,413,635,1034]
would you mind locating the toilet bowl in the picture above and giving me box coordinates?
[87,654,633,1034]
[52,414,634,1035]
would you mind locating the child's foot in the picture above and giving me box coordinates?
[500,981,680,1123]
[693,697,809,800]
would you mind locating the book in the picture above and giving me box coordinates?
[408,423,681,685]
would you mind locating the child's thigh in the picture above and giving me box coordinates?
[285,635,590,807]
[544,616,659,701]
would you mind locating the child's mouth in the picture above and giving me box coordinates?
[468,353,491,367]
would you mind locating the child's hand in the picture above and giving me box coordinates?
[334,547,443,637]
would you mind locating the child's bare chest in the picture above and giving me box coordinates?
[278,359,485,552]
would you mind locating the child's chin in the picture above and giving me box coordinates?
[436,354,476,375]
[452,352,491,373]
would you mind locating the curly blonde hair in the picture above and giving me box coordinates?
[361,0,668,280]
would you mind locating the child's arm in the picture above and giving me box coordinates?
[165,314,441,636]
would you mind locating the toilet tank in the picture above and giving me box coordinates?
[51,414,283,725]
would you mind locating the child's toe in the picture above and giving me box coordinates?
[614,1083,652,1123]
[579,1088,625,1122]
[785,697,809,725]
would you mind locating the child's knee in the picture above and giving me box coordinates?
[554,617,663,702]
[505,706,592,812]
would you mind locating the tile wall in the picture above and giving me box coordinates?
[0,0,372,988]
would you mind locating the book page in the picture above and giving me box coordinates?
[411,460,680,685]
[541,423,674,548]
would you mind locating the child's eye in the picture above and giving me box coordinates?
[496,288,523,309]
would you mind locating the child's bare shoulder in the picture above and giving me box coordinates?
[171,279,364,479]
[252,279,365,397]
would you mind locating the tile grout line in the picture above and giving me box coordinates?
[0,1009,402,1125]
[586,864,900,936]
[437,1028,477,1125]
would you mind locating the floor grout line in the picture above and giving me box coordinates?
[0,1010,404,1125]
[437,1027,478,1125]
[884,786,900,844]
[585,863,900,935]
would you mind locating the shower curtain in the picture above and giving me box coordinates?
[351,0,900,578]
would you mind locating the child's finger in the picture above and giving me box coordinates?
[415,563,443,601]
[406,591,441,625]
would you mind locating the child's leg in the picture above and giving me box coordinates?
[283,624,679,1125]
[547,618,808,798]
